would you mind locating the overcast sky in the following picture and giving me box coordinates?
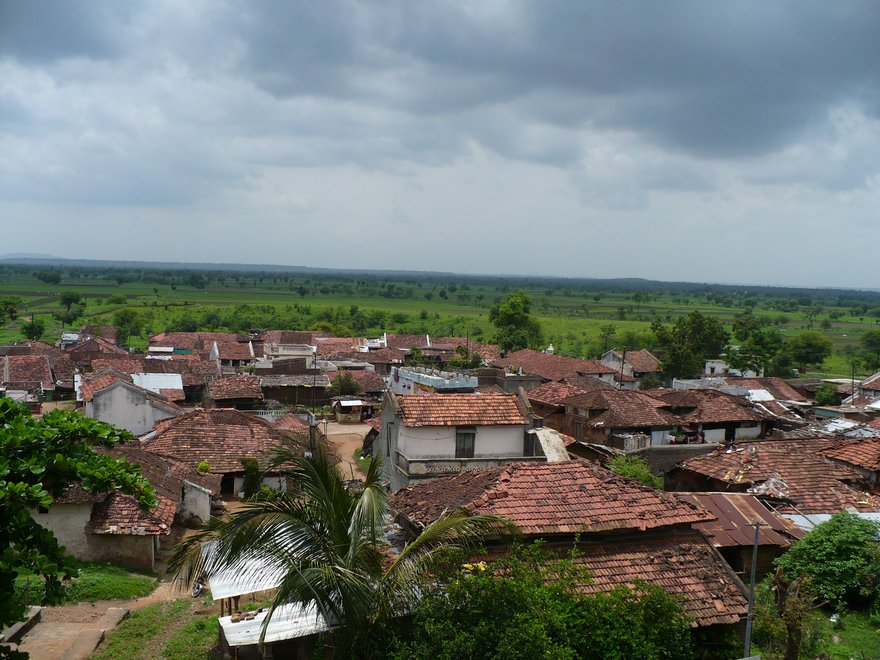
[1,1,878,288]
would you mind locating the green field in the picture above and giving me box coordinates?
[2,263,879,378]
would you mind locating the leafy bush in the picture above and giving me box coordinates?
[240,457,262,498]
[606,455,663,489]
[374,543,693,660]
[775,513,880,609]
[196,460,211,474]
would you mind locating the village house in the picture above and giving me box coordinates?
[378,390,570,491]
[651,388,775,442]
[205,374,264,410]
[562,389,680,446]
[526,378,616,432]
[389,461,749,631]
[140,408,308,495]
[1,354,55,399]
[258,373,332,407]
[32,445,220,571]
[820,437,880,486]
[667,439,880,530]
[675,492,804,575]
[490,348,618,388]
[389,365,477,395]
[64,336,129,370]
[600,348,662,379]
[80,369,183,435]
[91,354,221,403]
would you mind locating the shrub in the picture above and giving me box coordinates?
[196,460,211,474]
[775,513,880,609]
[606,455,663,489]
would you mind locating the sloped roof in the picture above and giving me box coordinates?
[150,331,243,351]
[273,413,311,432]
[86,491,176,536]
[346,370,386,393]
[2,354,54,390]
[104,444,221,496]
[677,441,880,515]
[527,381,592,408]
[92,355,221,387]
[214,341,254,360]
[258,331,322,345]
[142,408,304,473]
[565,390,679,428]
[79,325,119,344]
[390,461,712,535]
[570,531,748,627]
[653,389,772,424]
[724,377,808,402]
[385,334,430,350]
[822,437,880,472]
[622,349,662,374]
[208,375,264,401]
[395,392,528,427]
[491,349,615,381]
[81,369,132,401]
[675,492,805,547]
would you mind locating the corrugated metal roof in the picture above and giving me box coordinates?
[676,492,804,547]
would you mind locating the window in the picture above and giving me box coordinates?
[455,428,475,458]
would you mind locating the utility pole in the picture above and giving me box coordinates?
[743,522,765,658]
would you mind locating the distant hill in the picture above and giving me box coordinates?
[1,256,878,297]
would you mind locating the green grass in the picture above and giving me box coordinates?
[92,600,212,660]
[818,610,880,660]
[13,562,158,606]
[353,447,372,473]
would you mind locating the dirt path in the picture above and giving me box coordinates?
[324,421,370,479]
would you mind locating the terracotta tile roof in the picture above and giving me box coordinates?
[861,372,880,392]
[561,375,616,392]
[150,331,243,351]
[208,375,263,401]
[565,390,679,429]
[258,330,323,345]
[2,355,54,390]
[622,349,661,374]
[677,441,880,515]
[259,374,332,388]
[491,349,615,381]
[273,413,311,432]
[79,325,119,344]
[385,334,431,350]
[92,355,221,387]
[81,370,132,402]
[213,341,254,360]
[675,493,805,547]
[429,336,502,362]
[315,337,363,356]
[396,392,528,427]
[345,370,386,393]
[653,389,772,424]
[159,388,186,402]
[724,377,809,402]
[570,531,748,627]
[390,461,712,535]
[365,417,382,433]
[104,444,222,497]
[527,381,592,408]
[86,491,176,536]
[822,438,880,472]
[54,483,106,505]
[142,408,303,473]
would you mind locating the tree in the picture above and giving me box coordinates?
[21,318,45,341]
[489,292,543,352]
[330,372,362,397]
[783,331,833,372]
[606,455,663,489]
[599,324,617,353]
[170,450,506,657]
[774,512,880,609]
[651,311,728,379]
[446,345,482,370]
[113,309,144,345]
[861,330,880,371]
[35,270,61,285]
[59,291,82,312]
[0,400,155,649]
[813,382,840,406]
[377,543,694,660]
[0,295,24,323]
[53,302,86,326]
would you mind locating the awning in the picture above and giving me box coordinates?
[220,603,329,647]
[202,542,287,601]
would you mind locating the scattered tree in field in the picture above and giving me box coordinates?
[1,400,155,651]
[775,512,880,609]
[330,371,362,397]
[0,295,23,322]
[752,572,826,660]
[861,330,880,371]
[21,318,45,341]
[52,302,86,326]
[599,324,617,353]
[651,311,728,379]
[59,291,82,312]
[113,308,144,345]
[783,331,833,372]
[606,455,663,489]
[489,292,543,352]
[35,270,62,285]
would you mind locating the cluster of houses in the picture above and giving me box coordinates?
[6,325,880,648]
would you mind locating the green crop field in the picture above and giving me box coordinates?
[1,262,879,378]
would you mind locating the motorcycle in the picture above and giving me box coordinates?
[191,573,207,598]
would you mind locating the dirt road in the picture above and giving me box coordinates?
[323,421,370,479]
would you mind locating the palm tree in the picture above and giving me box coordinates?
[169,447,511,657]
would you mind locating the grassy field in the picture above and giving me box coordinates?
[2,265,879,378]
[13,562,158,607]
